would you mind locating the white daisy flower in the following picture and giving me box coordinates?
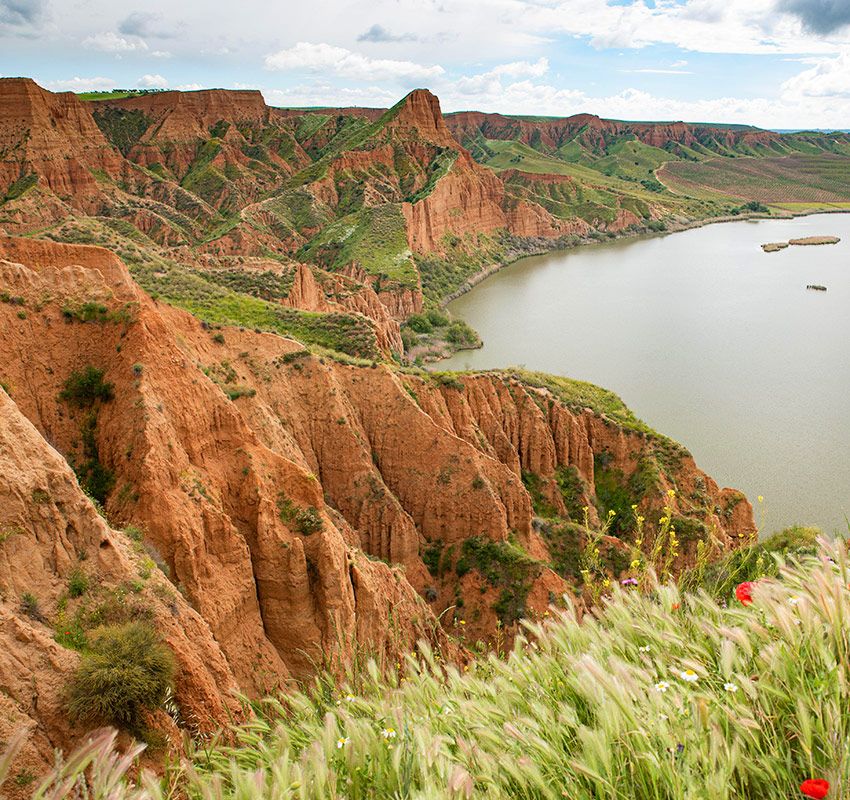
[381,728,397,739]
[724,682,739,693]
[788,596,801,606]
[639,645,651,653]
[680,669,699,683]
[336,737,350,749]
[655,681,670,693]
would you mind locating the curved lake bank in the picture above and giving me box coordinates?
[439,213,850,535]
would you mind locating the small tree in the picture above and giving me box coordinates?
[67,622,175,731]
[59,366,114,408]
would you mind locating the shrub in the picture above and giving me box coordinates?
[455,536,540,624]
[444,320,479,347]
[67,569,89,598]
[59,366,114,407]
[67,622,175,731]
[31,488,50,504]
[277,493,324,535]
[294,506,323,535]
[425,308,450,328]
[422,540,445,576]
[76,410,115,504]
[20,592,43,621]
[405,313,433,334]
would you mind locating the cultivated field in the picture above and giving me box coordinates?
[659,155,850,204]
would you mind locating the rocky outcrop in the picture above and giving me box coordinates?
[285,263,405,353]
[107,89,271,140]
[0,386,241,797]
[0,235,754,779]
[384,89,458,149]
[445,109,785,156]
[401,151,572,252]
[0,78,123,208]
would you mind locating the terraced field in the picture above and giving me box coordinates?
[659,155,850,204]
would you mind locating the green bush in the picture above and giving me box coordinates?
[59,366,114,407]
[277,493,324,535]
[67,622,175,731]
[76,410,115,504]
[406,313,433,334]
[455,536,540,624]
[68,569,89,598]
[444,320,479,347]
[20,592,43,621]
[425,308,450,327]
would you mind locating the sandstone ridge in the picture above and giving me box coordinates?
[0,236,755,781]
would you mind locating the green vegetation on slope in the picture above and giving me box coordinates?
[67,622,175,732]
[511,368,687,452]
[92,107,153,156]
[659,155,850,205]
[45,217,382,359]
[299,203,418,288]
[76,89,161,101]
[14,536,850,800]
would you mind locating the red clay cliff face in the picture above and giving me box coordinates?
[108,89,271,139]
[0,78,124,207]
[444,110,784,154]
[0,387,241,797]
[0,236,754,779]
[401,151,575,252]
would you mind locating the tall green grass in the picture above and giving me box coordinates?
[4,536,848,799]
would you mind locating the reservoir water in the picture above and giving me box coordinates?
[440,213,850,535]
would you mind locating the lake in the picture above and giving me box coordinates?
[439,213,850,535]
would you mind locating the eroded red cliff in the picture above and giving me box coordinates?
[0,237,755,782]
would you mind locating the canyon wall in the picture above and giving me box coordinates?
[0,237,754,778]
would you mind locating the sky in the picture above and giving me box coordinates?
[2,0,850,128]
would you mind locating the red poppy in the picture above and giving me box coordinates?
[800,779,830,799]
[735,581,756,606]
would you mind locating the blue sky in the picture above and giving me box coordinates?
[2,0,850,128]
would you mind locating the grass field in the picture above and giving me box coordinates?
[770,202,850,213]
[482,139,642,189]
[480,139,689,210]
[10,534,850,800]
[659,155,850,204]
[76,90,159,101]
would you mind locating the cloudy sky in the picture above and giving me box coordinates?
[2,0,850,128]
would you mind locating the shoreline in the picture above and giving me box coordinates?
[426,208,850,534]
[440,206,850,309]
[435,206,850,349]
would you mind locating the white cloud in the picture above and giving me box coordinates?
[490,57,549,78]
[494,0,847,56]
[137,73,168,88]
[45,76,117,92]
[263,83,399,108]
[622,68,694,75]
[453,58,549,96]
[119,11,178,39]
[428,71,850,129]
[264,41,444,83]
[82,31,148,53]
[781,50,850,98]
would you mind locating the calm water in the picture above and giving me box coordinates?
[440,214,850,535]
